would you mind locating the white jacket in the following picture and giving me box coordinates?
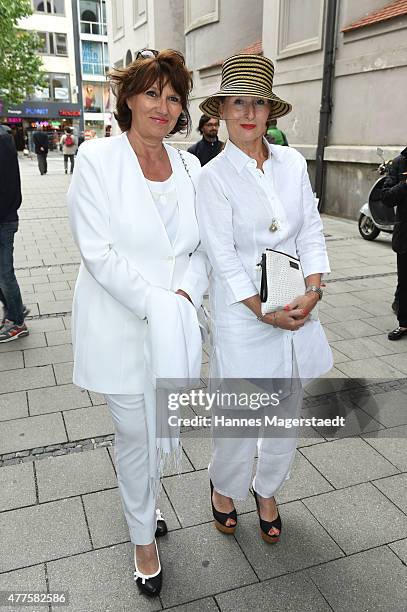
[68,133,209,394]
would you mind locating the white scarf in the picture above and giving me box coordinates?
[144,287,202,493]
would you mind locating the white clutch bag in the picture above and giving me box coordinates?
[259,249,317,319]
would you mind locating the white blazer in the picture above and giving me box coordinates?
[68,132,208,394]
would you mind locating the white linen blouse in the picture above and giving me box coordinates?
[196,139,333,381]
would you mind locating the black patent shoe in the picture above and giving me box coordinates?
[210,479,237,534]
[134,541,162,598]
[252,489,282,544]
[388,327,407,341]
[155,509,168,538]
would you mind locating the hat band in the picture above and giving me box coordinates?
[219,82,273,97]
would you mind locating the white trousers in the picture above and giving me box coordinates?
[105,393,157,545]
[208,386,303,500]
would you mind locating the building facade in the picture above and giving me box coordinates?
[106,0,261,140]
[105,0,407,218]
[263,0,407,218]
[78,0,112,136]
[1,0,82,151]
[106,0,185,69]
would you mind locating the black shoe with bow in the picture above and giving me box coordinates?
[134,540,162,598]
[154,508,168,538]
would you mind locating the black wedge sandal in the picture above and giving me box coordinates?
[210,480,237,535]
[252,489,282,544]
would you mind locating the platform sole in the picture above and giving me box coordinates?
[260,530,280,544]
[214,520,236,535]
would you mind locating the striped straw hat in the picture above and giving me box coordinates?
[199,54,291,121]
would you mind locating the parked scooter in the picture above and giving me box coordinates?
[358,147,397,240]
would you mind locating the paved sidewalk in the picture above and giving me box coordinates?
[0,155,407,611]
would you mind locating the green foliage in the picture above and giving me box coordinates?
[0,0,46,106]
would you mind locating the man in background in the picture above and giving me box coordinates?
[0,126,29,342]
[32,125,49,175]
[382,147,407,340]
[188,114,224,166]
[265,119,288,146]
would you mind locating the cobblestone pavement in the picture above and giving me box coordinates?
[0,153,407,612]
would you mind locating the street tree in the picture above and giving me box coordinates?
[0,0,45,106]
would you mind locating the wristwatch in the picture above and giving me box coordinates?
[305,285,323,300]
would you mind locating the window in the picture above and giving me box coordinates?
[37,32,67,56]
[33,0,65,15]
[81,40,109,76]
[125,49,132,66]
[50,74,70,100]
[277,0,325,58]
[55,33,67,55]
[83,81,110,112]
[27,73,71,102]
[80,0,107,35]
[112,0,124,39]
[133,0,147,29]
[185,0,219,33]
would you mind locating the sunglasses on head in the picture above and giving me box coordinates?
[136,49,159,60]
[135,48,185,64]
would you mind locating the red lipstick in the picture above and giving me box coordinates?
[151,117,169,124]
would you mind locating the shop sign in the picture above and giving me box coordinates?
[7,117,22,124]
[59,109,81,116]
[25,107,48,116]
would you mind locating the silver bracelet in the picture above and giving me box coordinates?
[305,285,323,300]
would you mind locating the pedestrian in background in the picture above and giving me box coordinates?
[0,127,29,342]
[32,125,49,175]
[382,146,407,340]
[265,119,288,146]
[59,127,77,174]
[188,114,224,166]
[76,131,85,155]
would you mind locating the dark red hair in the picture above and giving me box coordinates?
[108,49,192,135]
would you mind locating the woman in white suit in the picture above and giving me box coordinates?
[196,54,333,543]
[68,49,208,597]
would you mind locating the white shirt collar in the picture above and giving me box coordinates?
[224,137,280,174]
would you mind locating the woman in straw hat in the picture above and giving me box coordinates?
[196,54,333,543]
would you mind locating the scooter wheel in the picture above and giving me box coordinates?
[358,214,380,240]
